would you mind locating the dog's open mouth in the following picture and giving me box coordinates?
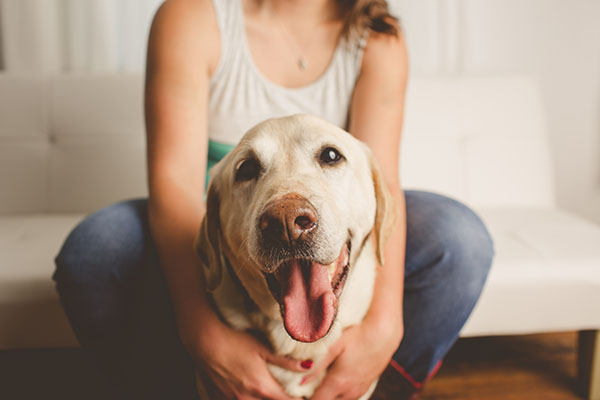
[264,241,351,343]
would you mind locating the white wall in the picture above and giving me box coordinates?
[390,0,600,224]
[0,0,163,72]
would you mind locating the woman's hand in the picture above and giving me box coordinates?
[190,319,306,400]
[305,316,404,400]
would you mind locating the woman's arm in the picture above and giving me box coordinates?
[145,0,216,351]
[348,27,408,343]
[308,27,409,400]
[145,1,303,399]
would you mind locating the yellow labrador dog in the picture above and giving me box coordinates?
[195,114,396,399]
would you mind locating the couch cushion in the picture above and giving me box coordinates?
[0,141,50,213]
[0,75,50,213]
[48,134,147,213]
[48,74,148,213]
[0,73,149,215]
[0,75,47,139]
[0,215,82,349]
[402,77,555,208]
[462,207,600,336]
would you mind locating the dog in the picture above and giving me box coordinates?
[194,114,397,399]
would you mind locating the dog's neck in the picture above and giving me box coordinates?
[223,247,282,320]
[223,257,261,315]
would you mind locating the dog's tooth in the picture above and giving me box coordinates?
[327,262,336,282]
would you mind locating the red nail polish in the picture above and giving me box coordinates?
[301,359,313,369]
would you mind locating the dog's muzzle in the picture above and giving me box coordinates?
[258,193,318,249]
[257,194,351,343]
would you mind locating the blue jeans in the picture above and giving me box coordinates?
[53,190,494,399]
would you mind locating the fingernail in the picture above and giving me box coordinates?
[300,359,313,369]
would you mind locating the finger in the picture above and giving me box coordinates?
[312,366,372,400]
[301,342,344,385]
[235,391,264,400]
[233,358,302,400]
[202,370,234,400]
[252,374,303,400]
[310,372,346,400]
[264,352,310,373]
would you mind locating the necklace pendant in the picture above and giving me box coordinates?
[298,57,307,71]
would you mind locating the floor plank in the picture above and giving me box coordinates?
[0,347,110,400]
[420,332,581,400]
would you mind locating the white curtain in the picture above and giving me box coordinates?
[0,0,163,73]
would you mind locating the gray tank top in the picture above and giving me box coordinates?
[207,0,367,147]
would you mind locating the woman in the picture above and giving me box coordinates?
[54,0,494,399]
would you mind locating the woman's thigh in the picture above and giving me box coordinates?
[54,198,198,399]
[392,190,494,383]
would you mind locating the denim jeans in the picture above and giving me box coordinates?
[53,190,494,399]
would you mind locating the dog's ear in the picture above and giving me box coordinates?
[370,154,399,267]
[193,182,225,292]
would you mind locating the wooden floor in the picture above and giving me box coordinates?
[0,332,584,399]
[419,332,582,400]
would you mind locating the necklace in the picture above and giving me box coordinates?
[276,21,320,71]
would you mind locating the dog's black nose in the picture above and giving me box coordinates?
[259,194,317,245]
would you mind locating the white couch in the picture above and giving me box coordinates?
[1,74,599,398]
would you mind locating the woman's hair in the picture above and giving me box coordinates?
[339,0,399,40]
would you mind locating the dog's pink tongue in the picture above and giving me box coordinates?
[281,260,335,343]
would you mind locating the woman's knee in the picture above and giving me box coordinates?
[53,198,150,287]
[405,190,494,290]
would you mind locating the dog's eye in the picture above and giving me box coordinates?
[235,159,261,182]
[319,147,344,166]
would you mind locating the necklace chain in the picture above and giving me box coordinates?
[276,21,320,71]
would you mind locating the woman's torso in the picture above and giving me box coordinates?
[207,0,367,149]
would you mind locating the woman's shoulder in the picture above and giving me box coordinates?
[148,0,220,77]
[350,24,408,112]
[360,25,408,76]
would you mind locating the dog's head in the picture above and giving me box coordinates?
[196,114,396,343]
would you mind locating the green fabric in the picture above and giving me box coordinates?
[206,140,235,189]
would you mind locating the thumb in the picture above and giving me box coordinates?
[263,350,308,373]
[300,340,344,385]
[254,374,304,400]
[310,366,345,400]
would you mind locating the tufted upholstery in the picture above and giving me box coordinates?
[0,74,147,214]
[401,76,555,208]
[1,73,599,349]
